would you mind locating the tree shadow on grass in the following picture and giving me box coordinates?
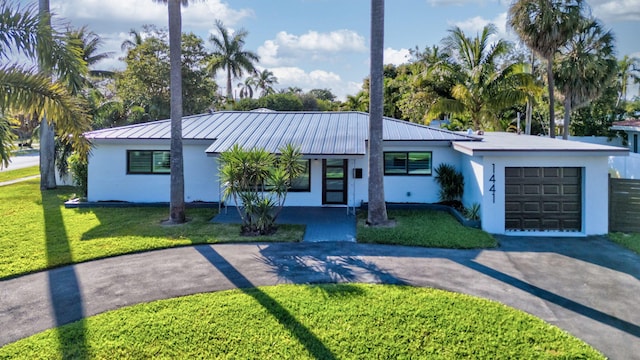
[42,190,88,359]
[255,241,640,340]
[195,245,337,360]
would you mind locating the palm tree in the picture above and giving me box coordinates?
[427,25,537,131]
[0,1,87,179]
[208,20,260,101]
[153,0,190,224]
[508,0,585,138]
[237,77,255,99]
[253,69,278,97]
[617,55,640,106]
[120,28,144,52]
[367,0,388,226]
[56,26,115,178]
[555,18,617,139]
[68,26,115,82]
[342,91,369,112]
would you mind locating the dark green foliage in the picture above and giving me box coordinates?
[67,153,87,197]
[116,27,217,121]
[570,78,626,137]
[257,93,303,111]
[308,88,336,102]
[465,202,481,221]
[219,144,304,235]
[434,163,464,202]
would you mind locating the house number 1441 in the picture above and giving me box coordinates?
[489,164,496,203]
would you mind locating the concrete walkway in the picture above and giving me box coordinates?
[1,236,639,359]
[214,206,356,242]
[0,175,40,187]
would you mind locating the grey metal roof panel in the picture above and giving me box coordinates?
[85,111,477,154]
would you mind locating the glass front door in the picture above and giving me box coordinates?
[322,159,347,204]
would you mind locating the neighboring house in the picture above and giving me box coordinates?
[611,119,640,154]
[84,111,627,236]
[609,119,640,179]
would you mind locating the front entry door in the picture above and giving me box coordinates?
[322,159,347,204]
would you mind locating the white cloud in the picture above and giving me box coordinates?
[258,30,366,67]
[384,48,411,65]
[450,12,517,43]
[52,0,252,33]
[427,0,490,5]
[589,0,640,22]
[269,67,359,100]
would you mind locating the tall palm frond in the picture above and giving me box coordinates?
[555,18,617,139]
[508,0,585,137]
[121,28,144,52]
[0,65,90,156]
[208,20,260,100]
[0,115,15,168]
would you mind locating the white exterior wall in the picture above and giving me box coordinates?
[474,154,609,236]
[381,143,459,204]
[460,154,483,209]
[88,141,219,203]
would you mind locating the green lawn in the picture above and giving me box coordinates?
[0,284,603,359]
[609,233,640,254]
[0,180,303,279]
[0,165,39,182]
[1,182,497,279]
[358,209,497,248]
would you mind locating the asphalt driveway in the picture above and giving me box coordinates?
[1,235,639,359]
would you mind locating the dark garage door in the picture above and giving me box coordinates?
[505,167,582,231]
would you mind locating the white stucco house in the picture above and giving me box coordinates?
[84,110,628,236]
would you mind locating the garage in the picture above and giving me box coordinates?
[505,167,582,232]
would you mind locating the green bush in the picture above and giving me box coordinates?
[67,153,88,197]
[434,163,464,202]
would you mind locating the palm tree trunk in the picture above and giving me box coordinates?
[39,0,56,190]
[546,57,556,138]
[563,98,571,140]
[367,0,388,226]
[168,0,185,223]
[226,69,233,101]
[525,50,534,135]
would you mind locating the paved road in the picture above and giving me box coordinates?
[1,236,639,359]
[0,153,39,171]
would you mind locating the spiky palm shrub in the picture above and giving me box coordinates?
[434,163,464,202]
[219,144,303,235]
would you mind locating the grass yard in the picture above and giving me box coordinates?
[0,180,303,279]
[609,233,640,254]
[358,209,497,248]
[0,284,604,359]
[0,165,39,183]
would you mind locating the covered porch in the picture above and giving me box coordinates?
[213,206,356,242]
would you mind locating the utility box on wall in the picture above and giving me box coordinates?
[353,168,363,179]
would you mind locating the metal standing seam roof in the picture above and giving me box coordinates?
[84,111,479,155]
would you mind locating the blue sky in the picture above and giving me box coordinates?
[30,0,640,100]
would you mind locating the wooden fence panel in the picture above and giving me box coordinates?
[609,178,640,233]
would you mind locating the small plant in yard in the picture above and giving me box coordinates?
[67,152,88,197]
[465,202,481,221]
[434,163,464,204]
[219,144,305,236]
